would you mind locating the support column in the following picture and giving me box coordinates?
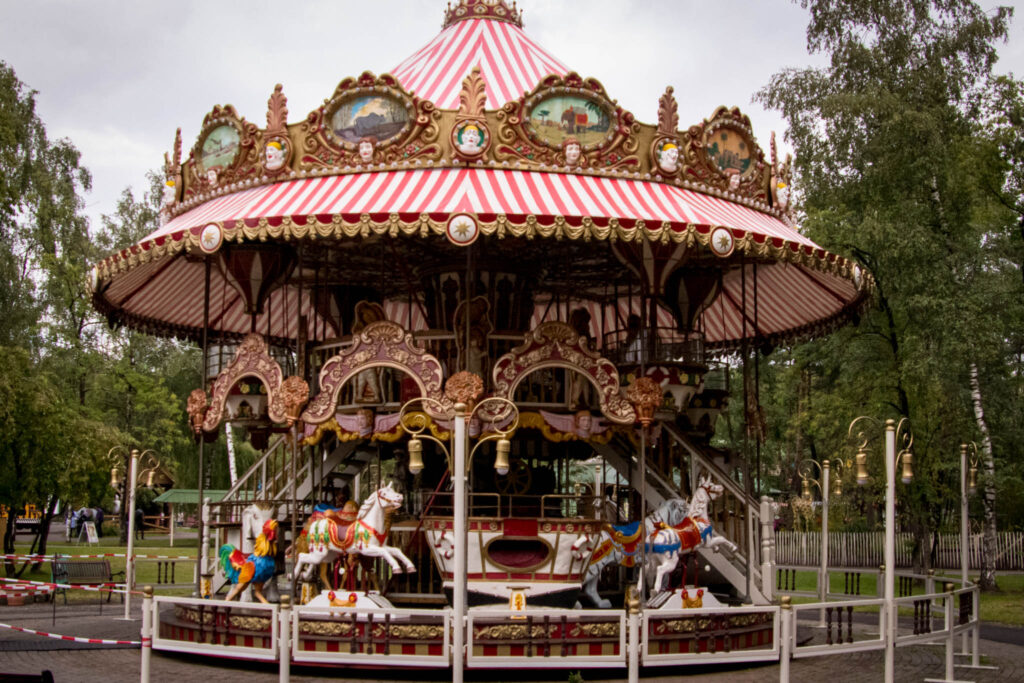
[452,403,468,683]
[884,420,896,683]
[123,449,140,621]
[140,585,153,683]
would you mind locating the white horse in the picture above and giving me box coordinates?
[644,475,738,594]
[293,482,416,583]
[571,497,689,608]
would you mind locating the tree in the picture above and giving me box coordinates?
[754,0,1018,589]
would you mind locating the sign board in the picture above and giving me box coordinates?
[79,521,99,545]
[509,589,527,619]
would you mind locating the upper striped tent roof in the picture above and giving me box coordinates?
[391,1,569,108]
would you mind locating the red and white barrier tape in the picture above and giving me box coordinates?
[0,577,143,597]
[0,621,140,646]
[0,582,53,597]
[2,553,194,561]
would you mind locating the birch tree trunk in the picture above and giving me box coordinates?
[969,363,998,590]
[225,421,238,486]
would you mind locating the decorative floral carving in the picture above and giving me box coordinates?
[370,623,445,639]
[298,72,441,171]
[160,128,182,221]
[452,67,491,162]
[490,321,635,424]
[472,623,557,640]
[298,619,355,636]
[260,84,292,177]
[186,389,208,435]
[202,333,287,431]
[569,621,621,638]
[266,83,288,135]
[769,131,793,217]
[444,371,483,405]
[280,375,309,425]
[302,320,449,424]
[626,377,662,426]
[658,86,678,136]
[459,66,488,119]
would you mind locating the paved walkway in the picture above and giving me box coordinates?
[0,600,1020,682]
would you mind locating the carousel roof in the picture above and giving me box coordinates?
[91,0,871,352]
[392,7,568,108]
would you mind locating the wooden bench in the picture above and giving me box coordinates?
[51,557,124,604]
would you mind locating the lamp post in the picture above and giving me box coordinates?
[849,417,914,683]
[961,441,979,653]
[798,458,844,627]
[110,448,160,621]
[400,388,518,683]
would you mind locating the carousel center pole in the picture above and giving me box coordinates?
[196,259,211,597]
[452,402,468,683]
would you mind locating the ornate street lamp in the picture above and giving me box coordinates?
[798,457,845,627]
[399,372,519,683]
[849,417,914,683]
[109,447,160,621]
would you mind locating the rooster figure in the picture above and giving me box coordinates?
[220,519,278,603]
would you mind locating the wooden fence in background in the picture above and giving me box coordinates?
[775,531,1024,570]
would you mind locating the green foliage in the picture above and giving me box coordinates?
[737,0,1024,556]
[0,60,205,558]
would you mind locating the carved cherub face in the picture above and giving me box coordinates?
[206,168,218,186]
[565,142,581,165]
[162,180,176,205]
[264,142,285,170]
[461,126,481,150]
[659,143,679,173]
[359,140,374,163]
[728,171,740,191]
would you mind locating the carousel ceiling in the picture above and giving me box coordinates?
[90,0,872,351]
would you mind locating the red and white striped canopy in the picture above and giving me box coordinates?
[96,167,861,349]
[153,168,813,245]
[392,17,569,108]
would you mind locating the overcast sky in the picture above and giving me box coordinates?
[1,0,1021,231]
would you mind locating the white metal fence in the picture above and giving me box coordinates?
[775,531,1024,569]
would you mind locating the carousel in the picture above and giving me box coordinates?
[91,0,870,674]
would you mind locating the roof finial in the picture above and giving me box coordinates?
[443,0,524,30]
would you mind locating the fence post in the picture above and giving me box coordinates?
[279,593,291,683]
[971,584,980,668]
[779,596,791,683]
[761,496,774,601]
[626,585,640,683]
[944,582,955,682]
[140,585,153,683]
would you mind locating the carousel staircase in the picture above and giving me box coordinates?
[593,428,768,604]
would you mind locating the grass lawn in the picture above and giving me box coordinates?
[5,534,199,603]
[782,568,1024,626]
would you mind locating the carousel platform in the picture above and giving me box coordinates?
[151,588,778,671]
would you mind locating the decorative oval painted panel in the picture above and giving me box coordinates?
[705,128,753,176]
[329,94,410,146]
[525,95,613,148]
[200,125,240,172]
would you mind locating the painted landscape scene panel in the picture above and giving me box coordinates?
[527,95,611,147]
[201,125,240,170]
[706,129,752,174]
[331,95,409,144]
